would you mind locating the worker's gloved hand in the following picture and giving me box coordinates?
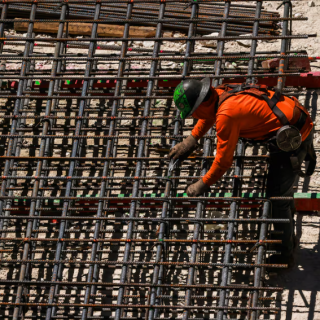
[168,135,198,161]
[186,179,210,197]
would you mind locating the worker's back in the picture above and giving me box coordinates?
[191,86,314,186]
[192,87,313,142]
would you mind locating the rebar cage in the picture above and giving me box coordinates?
[0,0,311,319]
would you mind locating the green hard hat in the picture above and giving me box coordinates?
[173,77,211,119]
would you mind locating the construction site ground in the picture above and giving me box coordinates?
[1,0,320,319]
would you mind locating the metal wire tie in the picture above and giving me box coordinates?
[277,0,291,10]
[33,116,52,130]
[184,0,199,10]
[54,0,70,10]
[167,117,183,129]
[247,239,267,254]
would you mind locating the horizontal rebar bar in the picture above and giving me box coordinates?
[0,279,283,291]
[0,302,281,311]
[0,258,286,268]
[0,216,290,222]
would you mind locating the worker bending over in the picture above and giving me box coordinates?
[169,78,316,266]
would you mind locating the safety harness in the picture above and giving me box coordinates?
[215,83,316,176]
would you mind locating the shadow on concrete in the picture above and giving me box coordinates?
[270,212,320,320]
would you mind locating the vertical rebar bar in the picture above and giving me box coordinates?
[217,140,245,320]
[9,5,38,320]
[15,42,36,316]
[0,3,14,256]
[45,3,101,320]
[246,0,262,84]
[277,0,290,92]
[181,1,219,319]
[213,1,230,88]
[50,35,72,320]
[0,3,7,54]
[148,2,199,319]
[245,3,265,318]
[12,5,67,318]
[114,3,166,320]
[0,2,35,238]
[80,3,134,320]
[250,201,270,320]
[214,2,243,320]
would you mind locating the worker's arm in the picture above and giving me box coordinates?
[191,118,215,140]
[202,114,240,186]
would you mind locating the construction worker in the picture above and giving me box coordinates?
[169,77,316,266]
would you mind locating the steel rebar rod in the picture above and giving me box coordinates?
[44,3,102,320]
[277,0,291,91]
[0,34,311,42]
[114,3,166,319]
[0,5,38,320]
[0,279,284,291]
[0,53,311,61]
[250,201,270,320]
[81,3,134,320]
[0,216,291,222]
[217,140,245,320]
[0,17,304,23]
[0,6,36,228]
[12,5,68,319]
[6,4,37,320]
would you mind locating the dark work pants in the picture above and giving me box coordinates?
[266,129,314,257]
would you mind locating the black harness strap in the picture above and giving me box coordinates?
[267,88,282,109]
[226,84,244,93]
[270,105,290,126]
[221,84,304,128]
[226,83,262,94]
[294,111,307,131]
[220,83,315,176]
[260,89,290,126]
[229,85,291,126]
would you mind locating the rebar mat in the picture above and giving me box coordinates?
[0,0,309,319]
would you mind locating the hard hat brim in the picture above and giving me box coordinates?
[182,77,211,119]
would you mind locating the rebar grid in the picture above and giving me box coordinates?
[0,0,307,319]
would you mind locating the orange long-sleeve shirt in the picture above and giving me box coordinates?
[191,87,313,186]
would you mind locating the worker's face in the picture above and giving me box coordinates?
[192,87,217,120]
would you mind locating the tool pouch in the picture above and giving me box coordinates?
[276,125,302,152]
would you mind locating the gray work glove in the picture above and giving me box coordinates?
[168,135,198,161]
[186,179,210,197]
